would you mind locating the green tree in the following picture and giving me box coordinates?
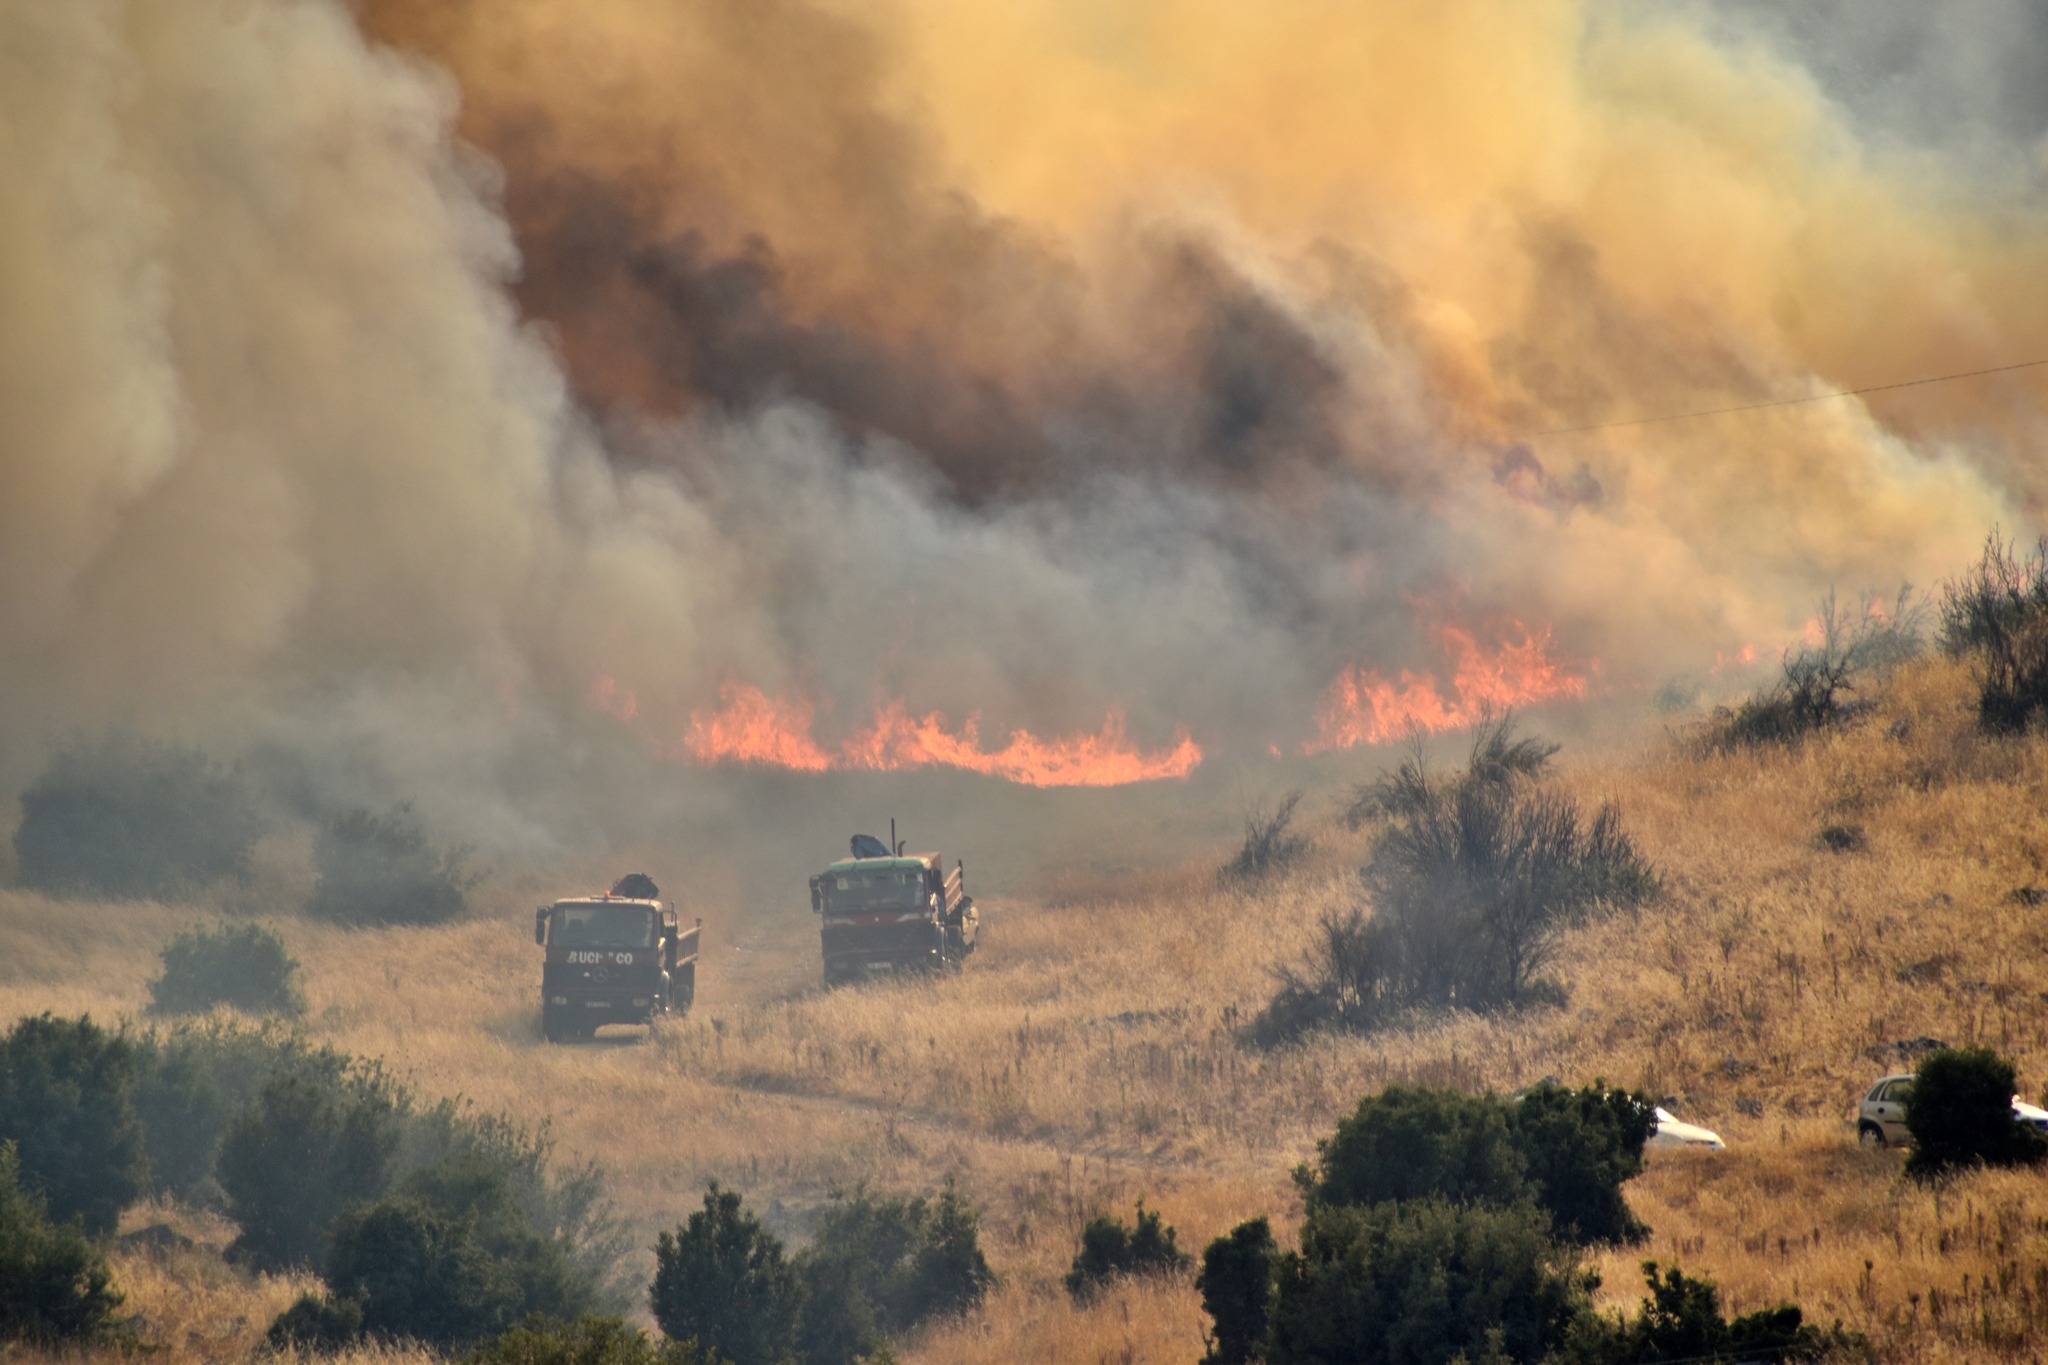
[219,1068,400,1270]
[1297,1084,1656,1247]
[323,1155,599,1355]
[1906,1047,2048,1179]
[1065,1199,1190,1301]
[0,1143,125,1344]
[1266,1200,1589,1365]
[650,1185,800,1365]
[1198,1216,1276,1365]
[0,1014,148,1236]
[12,734,267,900]
[307,802,478,926]
[793,1184,993,1363]
[1507,1083,1655,1245]
[1296,1086,1527,1214]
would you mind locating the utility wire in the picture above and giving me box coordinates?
[1521,355,2048,440]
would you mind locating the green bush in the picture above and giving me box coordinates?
[1555,1261,1862,1363]
[12,733,266,900]
[792,1185,992,1364]
[306,802,479,927]
[650,1185,801,1365]
[0,1143,125,1345]
[0,1014,148,1236]
[1065,1199,1190,1301]
[264,1291,364,1354]
[401,1103,633,1314]
[1905,1047,2048,1179]
[136,1022,629,1309]
[130,1023,368,1210]
[1266,1199,1589,1365]
[324,1155,599,1351]
[464,1315,724,1365]
[1197,1217,1276,1365]
[1296,1084,1655,1248]
[218,1067,402,1271]
[1261,721,1654,1041]
[149,921,304,1018]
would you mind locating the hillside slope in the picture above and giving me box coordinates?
[4,657,2047,1361]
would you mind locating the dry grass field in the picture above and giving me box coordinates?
[8,655,2048,1361]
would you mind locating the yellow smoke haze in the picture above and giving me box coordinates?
[359,0,2025,648]
[4,0,2044,810]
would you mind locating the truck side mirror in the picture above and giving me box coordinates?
[809,877,823,914]
[533,907,548,946]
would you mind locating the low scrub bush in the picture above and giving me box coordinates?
[1223,791,1309,884]
[651,1185,801,1365]
[1197,1217,1276,1365]
[12,733,267,900]
[1296,1083,1655,1248]
[1065,1199,1190,1301]
[793,1185,992,1365]
[0,1142,125,1345]
[464,1315,722,1365]
[307,802,479,927]
[1905,1047,2048,1180]
[1712,588,1922,749]
[148,920,304,1017]
[0,1014,148,1237]
[265,1291,364,1354]
[1261,720,1654,1041]
[1556,1261,1863,1363]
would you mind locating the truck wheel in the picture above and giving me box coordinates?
[673,965,696,1015]
[542,1012,564,1044]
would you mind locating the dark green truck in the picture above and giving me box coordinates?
[534,890,700,1041]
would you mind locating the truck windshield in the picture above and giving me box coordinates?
[551,905,657,948]
[828,868,924,910]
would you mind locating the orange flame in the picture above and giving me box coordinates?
[673,681,1201,786]
[1307,622,1589,752]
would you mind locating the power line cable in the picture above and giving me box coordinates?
[1520,355,2048,440]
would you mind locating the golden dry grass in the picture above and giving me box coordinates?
[9,656,2048,1360]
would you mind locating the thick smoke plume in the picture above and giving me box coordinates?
[3,0,2043,854]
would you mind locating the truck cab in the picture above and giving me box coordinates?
[534,895,700,1042]
[810,852,975,984]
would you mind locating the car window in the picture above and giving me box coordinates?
[1882,1080,1913,1103]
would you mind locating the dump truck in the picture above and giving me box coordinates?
[534,876,700,1041]
[810,835,976,984]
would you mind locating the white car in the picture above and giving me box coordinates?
[1856,1072,2048,1147]
[1647,1106,1725,1151]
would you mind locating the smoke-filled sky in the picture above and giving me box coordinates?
[5,0,2046,842]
